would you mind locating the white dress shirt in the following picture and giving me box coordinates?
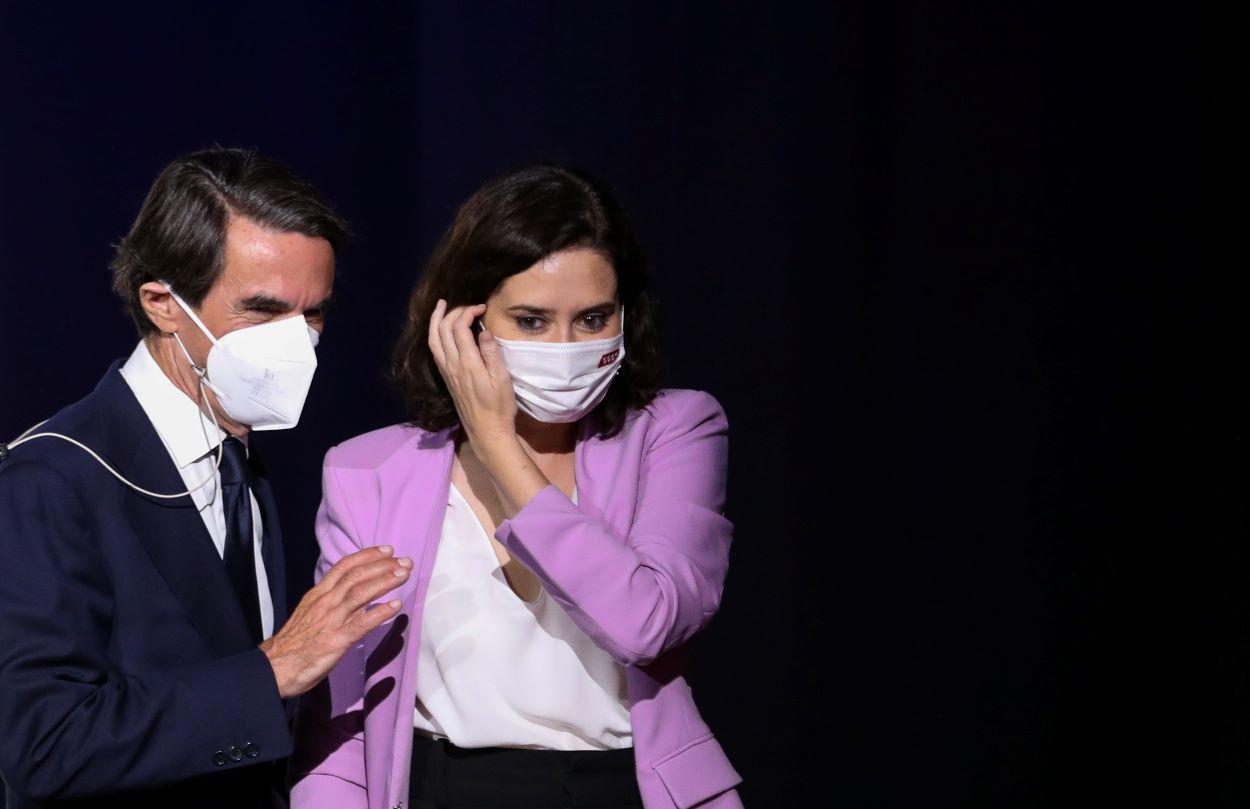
[119,340,275,639]
[412,482,632,750]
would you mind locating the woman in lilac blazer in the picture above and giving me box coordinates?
[290,164,741,809]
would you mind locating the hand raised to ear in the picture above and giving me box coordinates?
[428,299,517,448]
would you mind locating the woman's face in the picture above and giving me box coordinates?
[483,247,622,342]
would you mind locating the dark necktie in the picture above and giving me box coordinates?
[219,437,264,645]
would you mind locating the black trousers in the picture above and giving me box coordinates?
[408,731,644,809]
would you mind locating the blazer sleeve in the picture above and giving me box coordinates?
[0,458,292,802]
[289,447,369,809]
[494,390,733,667]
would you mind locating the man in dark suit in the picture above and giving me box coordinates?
[0,148,413,808]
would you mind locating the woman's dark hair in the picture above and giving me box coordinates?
[110,147,348,335]
[392,163,662,438]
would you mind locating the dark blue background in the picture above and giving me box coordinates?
[0,2,1233,806]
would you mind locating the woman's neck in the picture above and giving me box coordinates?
[514,412,578,456]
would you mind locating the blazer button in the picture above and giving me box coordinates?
[229,746,244,762]
[243,741,260,758]
[212,750,227,766]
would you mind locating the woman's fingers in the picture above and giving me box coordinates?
[452,304,489,375]
[477,324,511,387]
[439,303,463,367]
[439,303,489,376]
[429,301,507,426]
[428,298,448,369]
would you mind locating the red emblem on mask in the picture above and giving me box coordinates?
[598,349,620,368]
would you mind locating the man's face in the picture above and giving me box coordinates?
[189,215,334,349]
[145,215,335,431]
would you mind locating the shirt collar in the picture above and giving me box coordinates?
[118,340,244,469]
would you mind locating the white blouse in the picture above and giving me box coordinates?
[412,482,633,750]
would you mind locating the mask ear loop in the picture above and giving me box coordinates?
[2,389,225,500]
[161,280,228,500]
[190,374,225,507]
[162,280,227,400]
[1,287,229,499]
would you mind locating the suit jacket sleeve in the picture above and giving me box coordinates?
[289,448,369,808]
[494,390,734,667]
[0,458,292,802]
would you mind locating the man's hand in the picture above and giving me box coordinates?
[259,545,411,698]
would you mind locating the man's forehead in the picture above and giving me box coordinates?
[216,220,335,306]
[225,219,331,263]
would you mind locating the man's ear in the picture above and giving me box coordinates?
[137,281,181,335]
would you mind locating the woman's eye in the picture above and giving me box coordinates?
[517,316,545,331]
[580,313,607,330]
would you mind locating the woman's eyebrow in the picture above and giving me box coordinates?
[504,301,616,316]
[505,304,554,315]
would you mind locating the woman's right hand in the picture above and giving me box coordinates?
[428,299,518,449]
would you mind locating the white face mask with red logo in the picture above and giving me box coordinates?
[492,308,625,424]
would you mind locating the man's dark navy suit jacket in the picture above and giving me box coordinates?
[0,361,298,808]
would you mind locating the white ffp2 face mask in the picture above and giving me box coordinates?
[492,309,625,424]
[163,281,320,431]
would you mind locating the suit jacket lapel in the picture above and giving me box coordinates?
[95,366,258,658]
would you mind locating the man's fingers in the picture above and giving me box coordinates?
[337,564,412,614]
[316,545,395,593]
[324,556,411,600]
[343,599,404,641]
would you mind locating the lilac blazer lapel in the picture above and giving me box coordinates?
[372,427,456,806]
